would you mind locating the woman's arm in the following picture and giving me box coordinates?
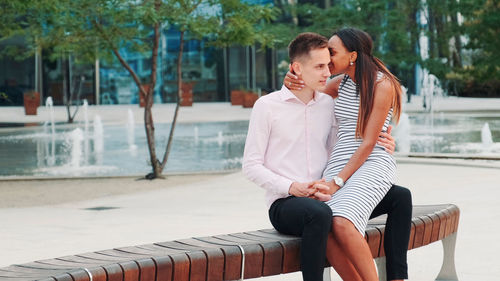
[327,79,395,194]
[283,71,343,99]
[323,75,343,99]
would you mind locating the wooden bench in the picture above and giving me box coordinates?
[0,204,460,281]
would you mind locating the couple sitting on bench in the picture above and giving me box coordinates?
[243,28,411,281]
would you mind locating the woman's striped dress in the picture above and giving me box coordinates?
[323,73,396,235]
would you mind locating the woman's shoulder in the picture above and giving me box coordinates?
[376,71,387,82]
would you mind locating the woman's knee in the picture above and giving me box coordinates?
[332,217,357,238]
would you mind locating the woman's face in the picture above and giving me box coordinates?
[328,35,355,76]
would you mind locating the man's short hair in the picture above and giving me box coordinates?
[288,32,328,63]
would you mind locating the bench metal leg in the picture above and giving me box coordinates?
[436,232,459,281]
[323,267,331,281]
[375,257,387,281]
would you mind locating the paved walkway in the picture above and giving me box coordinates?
[1,161,500,280]
[1,96,500,280]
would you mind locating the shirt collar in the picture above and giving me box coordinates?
[280,85,320,105]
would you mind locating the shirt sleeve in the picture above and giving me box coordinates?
[326,101,339,156]
[242,99,293,197]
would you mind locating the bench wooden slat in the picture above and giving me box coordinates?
[34,259,94,270]
[375,226,386,257]
[428,213,441,243]
[407,220,416,250]
[420,216,433,246]
[245,230,301,273]
[211,235,264,279]
[0,266,64,278]
[52,273,74,281]
[185,251,208,281]
[169,253,190,281]
[228,233,283,276]
[194,237,246,280]
[67,269,91,281]
[150,256,173,281]
[412,218,425,248]
[436,210,447,240]
[119,260,140,281]
[135,258,156,281]
[83,267,107,281]
[96,249,149,259]
[76,252,129,262]
[102,263,124,281]
[365,227,382,258]
[175,239,234,281]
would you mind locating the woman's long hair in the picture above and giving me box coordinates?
[334,28,402,138]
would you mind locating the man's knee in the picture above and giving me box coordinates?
[304,200,332,229]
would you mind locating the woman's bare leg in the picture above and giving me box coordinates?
[332,216,378,281]
[326,232,362,281]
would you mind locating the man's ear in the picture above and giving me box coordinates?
[291,61,302,75]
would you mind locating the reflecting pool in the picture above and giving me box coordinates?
[0,113,498,178]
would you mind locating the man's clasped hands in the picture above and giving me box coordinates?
[288,125,397,202]
[289,179,338,202]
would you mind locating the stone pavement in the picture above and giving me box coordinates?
[1,160,500,280]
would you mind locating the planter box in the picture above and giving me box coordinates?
[230,90,244,105]
[180,82,195,106]
[243,92,258,108]
[23,91,40,115]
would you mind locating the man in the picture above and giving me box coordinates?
[243,32,411,281]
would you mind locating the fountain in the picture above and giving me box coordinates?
[194,126,199,144]
[127,109,137,151]
[481,123,494,151]
[45,97,56,165]
[94,115,104,164]
[82,99,90,166]
[394,113,411,154]
[70,128,84,168]
[217,131,223,146]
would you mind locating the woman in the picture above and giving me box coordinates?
[286,27,402,281]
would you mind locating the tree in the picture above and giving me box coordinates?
[275,0,421,94]
[0,0,278,179]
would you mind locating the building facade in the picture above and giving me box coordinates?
[0,0,283,107]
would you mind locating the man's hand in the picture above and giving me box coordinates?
[378,125,396,154]
[289,181,316,197]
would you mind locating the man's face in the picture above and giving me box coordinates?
[293,48,331,92]
[328,35,353,75]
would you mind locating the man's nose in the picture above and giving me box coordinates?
[324,67,331,77]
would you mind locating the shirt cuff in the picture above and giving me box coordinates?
[275,177,293,197]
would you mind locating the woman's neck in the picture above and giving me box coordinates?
[345,68,356,83]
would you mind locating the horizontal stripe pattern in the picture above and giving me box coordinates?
[323,73,396,234]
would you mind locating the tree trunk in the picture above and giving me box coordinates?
[160,30,184,172]
[92,12,162,179]
[63,56,74,123]
[144,11,162,179]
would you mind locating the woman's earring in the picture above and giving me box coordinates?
[350,61,354,66]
